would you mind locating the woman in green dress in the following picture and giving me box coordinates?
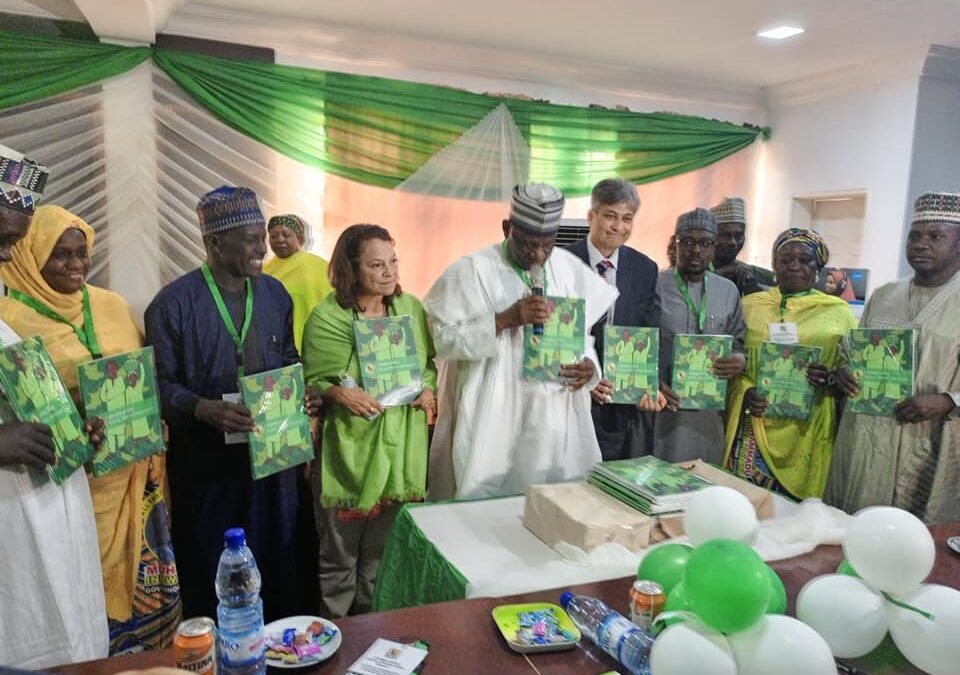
[302,223,437,618]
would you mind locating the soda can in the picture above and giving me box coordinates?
[175,617,217,675]
[629,580,666,629]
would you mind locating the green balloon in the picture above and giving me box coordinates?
[837,559,861,578]
[637,543,694,595]
[657,581,691,630]
[765,565,787,614]
[683,539,770,634]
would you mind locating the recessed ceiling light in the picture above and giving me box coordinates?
[757,26,805,40]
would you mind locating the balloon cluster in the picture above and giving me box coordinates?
[797,506,959,675]
[641,487,836,675]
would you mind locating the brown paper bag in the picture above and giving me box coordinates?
[523,481,654,553]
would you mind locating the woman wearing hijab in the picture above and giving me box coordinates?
[0,205,180,652]
[723,228,858,499]
[821,267,857,301]
[263,214,332,352]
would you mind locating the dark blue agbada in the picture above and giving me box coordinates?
[145,268,301,621]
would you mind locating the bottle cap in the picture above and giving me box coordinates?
[225,527,246,549]
[559,591,573,608]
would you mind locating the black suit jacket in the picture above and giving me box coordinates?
[566,238,660,459]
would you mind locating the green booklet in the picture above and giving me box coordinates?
[354,315,424,406]
[603,325,659,403]
[845,328,915,416]
[78,347,165,476]
[0,336,91,484]
[671,334,734,410]
[591,456,711,513]
[755,342,823,421]
[523,296,585,382]
[240,364,313,480]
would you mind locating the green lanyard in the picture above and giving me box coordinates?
[501,240,548,294]
[779,289,814,322]
[201,263,253,378]
[674,267,707,334]
[8,287,102,358]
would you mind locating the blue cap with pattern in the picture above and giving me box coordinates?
[197,186,265,235]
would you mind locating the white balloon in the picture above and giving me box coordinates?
[650,622,737,675]
[843,506,934,594]
[796,574,888,657]
[888,584,960,675]
[729,615,836,675]
[683,486,759,547]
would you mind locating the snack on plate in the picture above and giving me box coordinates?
[265,622,339,664]
[514,608,577,646]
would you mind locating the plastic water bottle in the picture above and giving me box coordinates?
[216,528,266,675]
[560,591,653,675]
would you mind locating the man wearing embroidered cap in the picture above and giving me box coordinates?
[0,145,110,668]
[654,207,746,464]
[711,197,774,296]
[826,191,960,524]
[145,186,305,620]
[424,183,618,499]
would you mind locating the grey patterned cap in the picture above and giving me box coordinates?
[911,191,960,226]
[675,207,718,235]
[509,183,565,234]
[710,197,746,225]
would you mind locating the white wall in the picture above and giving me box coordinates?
[759,75,921,292]
[902,47,960,276]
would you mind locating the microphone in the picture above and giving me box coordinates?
[530,264,544,336]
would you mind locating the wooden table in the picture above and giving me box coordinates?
[53,524,960,675]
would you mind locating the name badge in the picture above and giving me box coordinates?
[222,392,246,445]
[768,322,799,345]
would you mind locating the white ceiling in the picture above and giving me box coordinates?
[5,0,960,91]
[196,0,960,88]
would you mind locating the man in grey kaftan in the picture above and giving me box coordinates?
[654,208,746,464]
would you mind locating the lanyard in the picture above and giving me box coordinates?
[673,267,707,333]
[201,263,253,378]
[501,241,548,295]
[778,289,814,322]
[9,287,102,358]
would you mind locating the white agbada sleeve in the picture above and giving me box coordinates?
[423,254,500,362]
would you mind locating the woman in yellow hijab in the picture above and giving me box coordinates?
[264,214,332,352]
[0,205,180,651]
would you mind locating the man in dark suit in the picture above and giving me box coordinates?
[567,178,662,460]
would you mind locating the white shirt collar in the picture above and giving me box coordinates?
[586,235,620,271]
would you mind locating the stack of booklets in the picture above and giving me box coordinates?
[587,456,712,515]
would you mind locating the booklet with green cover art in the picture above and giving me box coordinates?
[354,315,424,406]
[845,328,915,416]
[523,296,585,382]
[671,334,733,410]
[755,342,823,421]
[240,364,313,480]
[79,347,165,476]
[603,325,659,403]
[0,336,91,484]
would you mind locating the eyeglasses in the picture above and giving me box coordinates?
[677,237,717,250]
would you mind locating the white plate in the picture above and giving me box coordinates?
[948,536,960,556]
[263,615,341,668]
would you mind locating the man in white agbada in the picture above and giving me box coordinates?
[425,183,618,499]
[0,144,108,668]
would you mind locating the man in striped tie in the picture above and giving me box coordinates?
[567,178,663,460]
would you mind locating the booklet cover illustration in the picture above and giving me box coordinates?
[845,328,915,416]
[755,342,823,421]
[603,325,659,403]
[671,334,733,410]
[523,296,585,382]
[240,364,313,480]
[354,315,424,406]
[79,347,165,476]
[0,336,91,484]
